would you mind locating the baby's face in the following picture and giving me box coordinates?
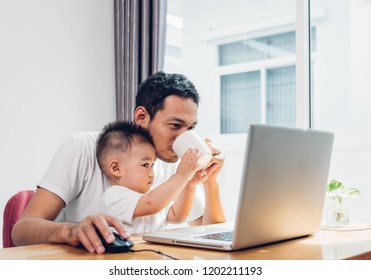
[118,142,156,193]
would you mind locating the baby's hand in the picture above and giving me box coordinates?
[176,148,203,181]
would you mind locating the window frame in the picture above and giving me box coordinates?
[217,52,297,133]
[213,2,312,133]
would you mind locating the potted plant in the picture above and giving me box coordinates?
[325,179,360,227]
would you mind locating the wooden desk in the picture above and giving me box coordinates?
[1,227,371,260]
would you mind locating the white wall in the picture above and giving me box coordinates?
[0,0,116,247]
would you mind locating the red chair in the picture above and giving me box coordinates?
[2,190,34,248]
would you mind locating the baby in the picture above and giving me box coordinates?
[96,121,207,234]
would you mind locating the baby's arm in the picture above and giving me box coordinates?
[133,148,203,218]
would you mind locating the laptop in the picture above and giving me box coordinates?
[143,124,334,251]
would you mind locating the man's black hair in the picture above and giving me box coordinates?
[136,71,200,119]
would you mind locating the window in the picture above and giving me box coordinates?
[218,29,316,133]
[266,66,296,126]
[218,30,298,134]
[164,0,301,134]
[221,71,261,133]
[218,31,296,66]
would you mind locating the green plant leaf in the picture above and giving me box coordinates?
[345,187,361,196]
[327,179,361,198]
[327,179,343,193]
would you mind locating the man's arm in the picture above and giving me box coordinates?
[200,176,226,225]
[188,140,226,226]
[166,180,198,223]
[188,179,226,226]
[12,188,128,254]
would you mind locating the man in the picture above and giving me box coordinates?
[12,72,225,253]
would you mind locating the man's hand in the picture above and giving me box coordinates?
[203,138,225,181]
[12,188,128,254]
[65,213,128,254]
[187,138,224,186]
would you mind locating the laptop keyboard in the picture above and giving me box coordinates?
[195,231,233,241]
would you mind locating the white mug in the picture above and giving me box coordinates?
[172,130,212,170]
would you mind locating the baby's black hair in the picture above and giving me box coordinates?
[96,121,153,169]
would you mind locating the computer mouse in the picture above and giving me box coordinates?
[97,230,134,253]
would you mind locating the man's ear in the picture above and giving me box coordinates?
[109,159,122,177]
[134,106,150,127]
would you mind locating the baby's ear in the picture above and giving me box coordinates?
[109,159,122,177]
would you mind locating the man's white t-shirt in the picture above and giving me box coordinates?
[38,131,205,223]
